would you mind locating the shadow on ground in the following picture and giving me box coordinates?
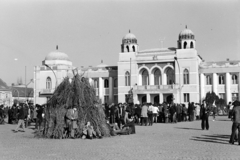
[175,127,202,130]
[191,134,230,145]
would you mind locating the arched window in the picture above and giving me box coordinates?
[114,78,118,88]
[219,75,225,84]
[104,79,109,88]
[190,41,194,48]
[125,72,130,86]
[206,75,212,85]
[46,77,52,89]
[183,69,189,84]
[232,74,238,84]
[166,68,175,85]
[154,69,161,85]
[126,46,129,52]
[183,41,187,49]
[132,46,135,52]
[142,69,149,86]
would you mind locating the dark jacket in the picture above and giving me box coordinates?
[232,106,240,123]
[200,105,210,119]
[18,107,25,120]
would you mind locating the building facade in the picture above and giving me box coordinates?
[34,28,239,106]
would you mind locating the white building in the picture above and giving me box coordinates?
[34,28,240,105]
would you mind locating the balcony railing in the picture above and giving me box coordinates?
[134,84,179,91]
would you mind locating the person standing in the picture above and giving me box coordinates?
[141,103,148,126]
[229,100,240,145]
[148,103,154,126]
[152,104,159,123]
[200,100,210,130]
[14,103,25,132]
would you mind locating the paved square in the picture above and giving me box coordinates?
[0,116,239,160]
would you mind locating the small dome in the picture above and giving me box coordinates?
[179,26,195,40]
[122,30,137,44]
[45,50,70,61]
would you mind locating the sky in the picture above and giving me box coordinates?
[0,0,239,86]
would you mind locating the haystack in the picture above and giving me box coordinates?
[37,74,113,139]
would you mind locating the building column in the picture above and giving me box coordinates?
[88,78,93,86]
[147,93,151,103]
[109,77,114,104]
[162,73,166,85]
[99,77,103,104]
[212,73,218,95]
[200,73,205,101]
[225,72,231,103]
[159,93,163,103]
[150,73,154,85]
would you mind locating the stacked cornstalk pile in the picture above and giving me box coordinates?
[37,74,112,139]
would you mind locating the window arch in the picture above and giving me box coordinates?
[46,77,52,89]
[183,69,189,84]
[190,41,194,48]
[183,41,187,49]
[142,69,149,85]
[219,75,225,84]
[154,69,161,85]
[232,74,238,84]
[132,46,135,52]
[166,68,175,85]
[104,79,109,88]
[125,72,130,86]
[126,45,129,52]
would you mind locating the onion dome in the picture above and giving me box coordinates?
[179,26,195,40]
[45,46,70,61]
[122,30,137,44]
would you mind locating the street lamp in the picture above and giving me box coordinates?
[174,57,181,104]
[44,64,58,89]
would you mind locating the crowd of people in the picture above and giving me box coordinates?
[103,102,202,128]
[2,99,240,143]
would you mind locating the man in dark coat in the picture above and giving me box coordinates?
[200,100,210,130]
[14,104,25,132]
[229,100,240,144]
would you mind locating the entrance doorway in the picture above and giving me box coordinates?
[164,94,173,104]
[154,95,159,104]
[142,95,146,104]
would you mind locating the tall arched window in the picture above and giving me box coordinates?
[190,41,194,48]
[166,68,175,85]
[142,70,149,86]
[183,41,187,49]
[232,74,238,84]
[104,79,109,88]
[183,69,189,84]
[132,46,135,52]
[219,75,225,84]
[154,69,161,85]
[46,77,52,89]
[125,72,130,86]
[126,46,129,52]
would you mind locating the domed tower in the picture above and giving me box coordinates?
[43,45,72,66]
[121,30,138,53]
[178,26,196,49]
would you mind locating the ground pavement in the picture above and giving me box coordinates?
[0,116,240,160]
